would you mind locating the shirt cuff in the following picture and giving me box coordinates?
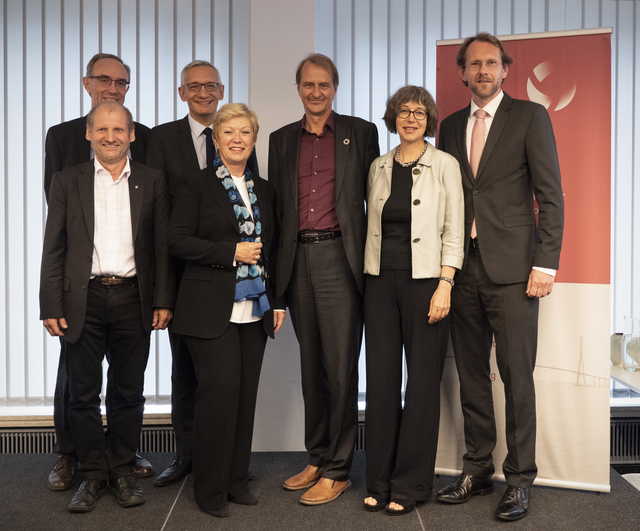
[532,266,556,277]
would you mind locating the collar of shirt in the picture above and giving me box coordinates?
[188,114,214,170]
[301,111,335,136]
[466,90,505,153]
[93,156,131,184]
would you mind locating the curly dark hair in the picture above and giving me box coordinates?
[382,85,438,138]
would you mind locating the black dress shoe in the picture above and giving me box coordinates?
[495,486,529,521]
[108,475,146,508]
[437,473,494,504]
[47,453,78,491]
[132,453,155,478]
[67,479,108,513]
[154,455,193,487]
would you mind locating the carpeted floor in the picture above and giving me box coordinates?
[2,451,639,530]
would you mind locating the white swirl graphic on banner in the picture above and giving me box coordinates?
[526,60,577,111]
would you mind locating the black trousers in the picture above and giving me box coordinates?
[184,321,267,514]
[65,279,150,481]
[451,247,539,488]
[168,329,196,457]
[364,270,448,501]
[286,237,361,480]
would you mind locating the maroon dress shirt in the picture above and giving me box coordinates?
[298,112,340,232]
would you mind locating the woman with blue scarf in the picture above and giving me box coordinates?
[168,103,285,518]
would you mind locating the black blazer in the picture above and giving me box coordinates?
[146,115,259,207]
[268,112,379,297]
[39,160,176,344]
[168,168,279,339]
[438,92,564,285]
[44,116,150,202]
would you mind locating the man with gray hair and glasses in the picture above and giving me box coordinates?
[146,59,259,487]
[44,52,153,493]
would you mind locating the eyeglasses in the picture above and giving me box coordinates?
[87,76,130,90]
[398,109,427,120]
[465,60,502,72]
[186,82,221,93]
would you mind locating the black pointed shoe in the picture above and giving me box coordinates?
[154,455,193,487]
[437,473,494,504]
[495,486,529,521]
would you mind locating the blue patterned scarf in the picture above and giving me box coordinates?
[214,155,270,317]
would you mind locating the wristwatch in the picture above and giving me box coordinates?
[439,276,455,287]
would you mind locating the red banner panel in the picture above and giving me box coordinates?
[437,32,611,285]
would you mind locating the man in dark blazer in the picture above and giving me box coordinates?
[40,103,175,513]
[436,33,564,521]
[43,53,153,491]
[269,53,379,505]
[146,60,258,487]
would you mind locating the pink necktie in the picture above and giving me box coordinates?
[469,109,488,238]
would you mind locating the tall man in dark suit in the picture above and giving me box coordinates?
[436,33,564,521]
[40,103,175,513]
[146,60,259,487]
[269,53,379,505]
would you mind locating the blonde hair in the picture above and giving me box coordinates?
[211,103,259,141]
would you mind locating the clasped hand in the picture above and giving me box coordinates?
[235,242,263,265]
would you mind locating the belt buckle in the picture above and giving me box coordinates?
[301,232,320,244]
[101,276,113,285]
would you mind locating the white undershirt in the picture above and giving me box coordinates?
[91,158,136,278]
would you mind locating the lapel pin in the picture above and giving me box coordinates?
[343,139,350,145]
[135,185,139,189]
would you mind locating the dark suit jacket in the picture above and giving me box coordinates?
[168,168,279,339]
[438,92,564,285]
[39,160,176,344]
[44,116,150,203]
[146,115,259,207]
[268,112,379,297]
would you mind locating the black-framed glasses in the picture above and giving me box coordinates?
[465,60,502,71]
[398,109,427,120]
[87,76,130,90]
[186,82,221,93]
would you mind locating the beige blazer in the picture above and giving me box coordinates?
[364,142,464,278]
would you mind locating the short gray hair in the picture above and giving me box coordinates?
[86,53,130,81]
[86,102,134,132]
[180,60,221,87]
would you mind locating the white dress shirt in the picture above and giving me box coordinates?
[464,91,555,277]
[91,158,136,278]
[187,114,213,170]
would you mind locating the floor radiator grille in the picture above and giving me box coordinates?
[3,420,640,464]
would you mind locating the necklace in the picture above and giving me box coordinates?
[395,141,428,167]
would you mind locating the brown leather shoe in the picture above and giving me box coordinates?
[300,478,351,505]
[47,454,77,491]
[132,453,155,478]
[283,465,323,491]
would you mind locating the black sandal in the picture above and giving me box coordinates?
[386,497,416,515]
[363,494,388,512]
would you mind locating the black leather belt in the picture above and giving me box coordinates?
[92,275,138,286]
[298,231,341,244]
[469,237,479,250]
